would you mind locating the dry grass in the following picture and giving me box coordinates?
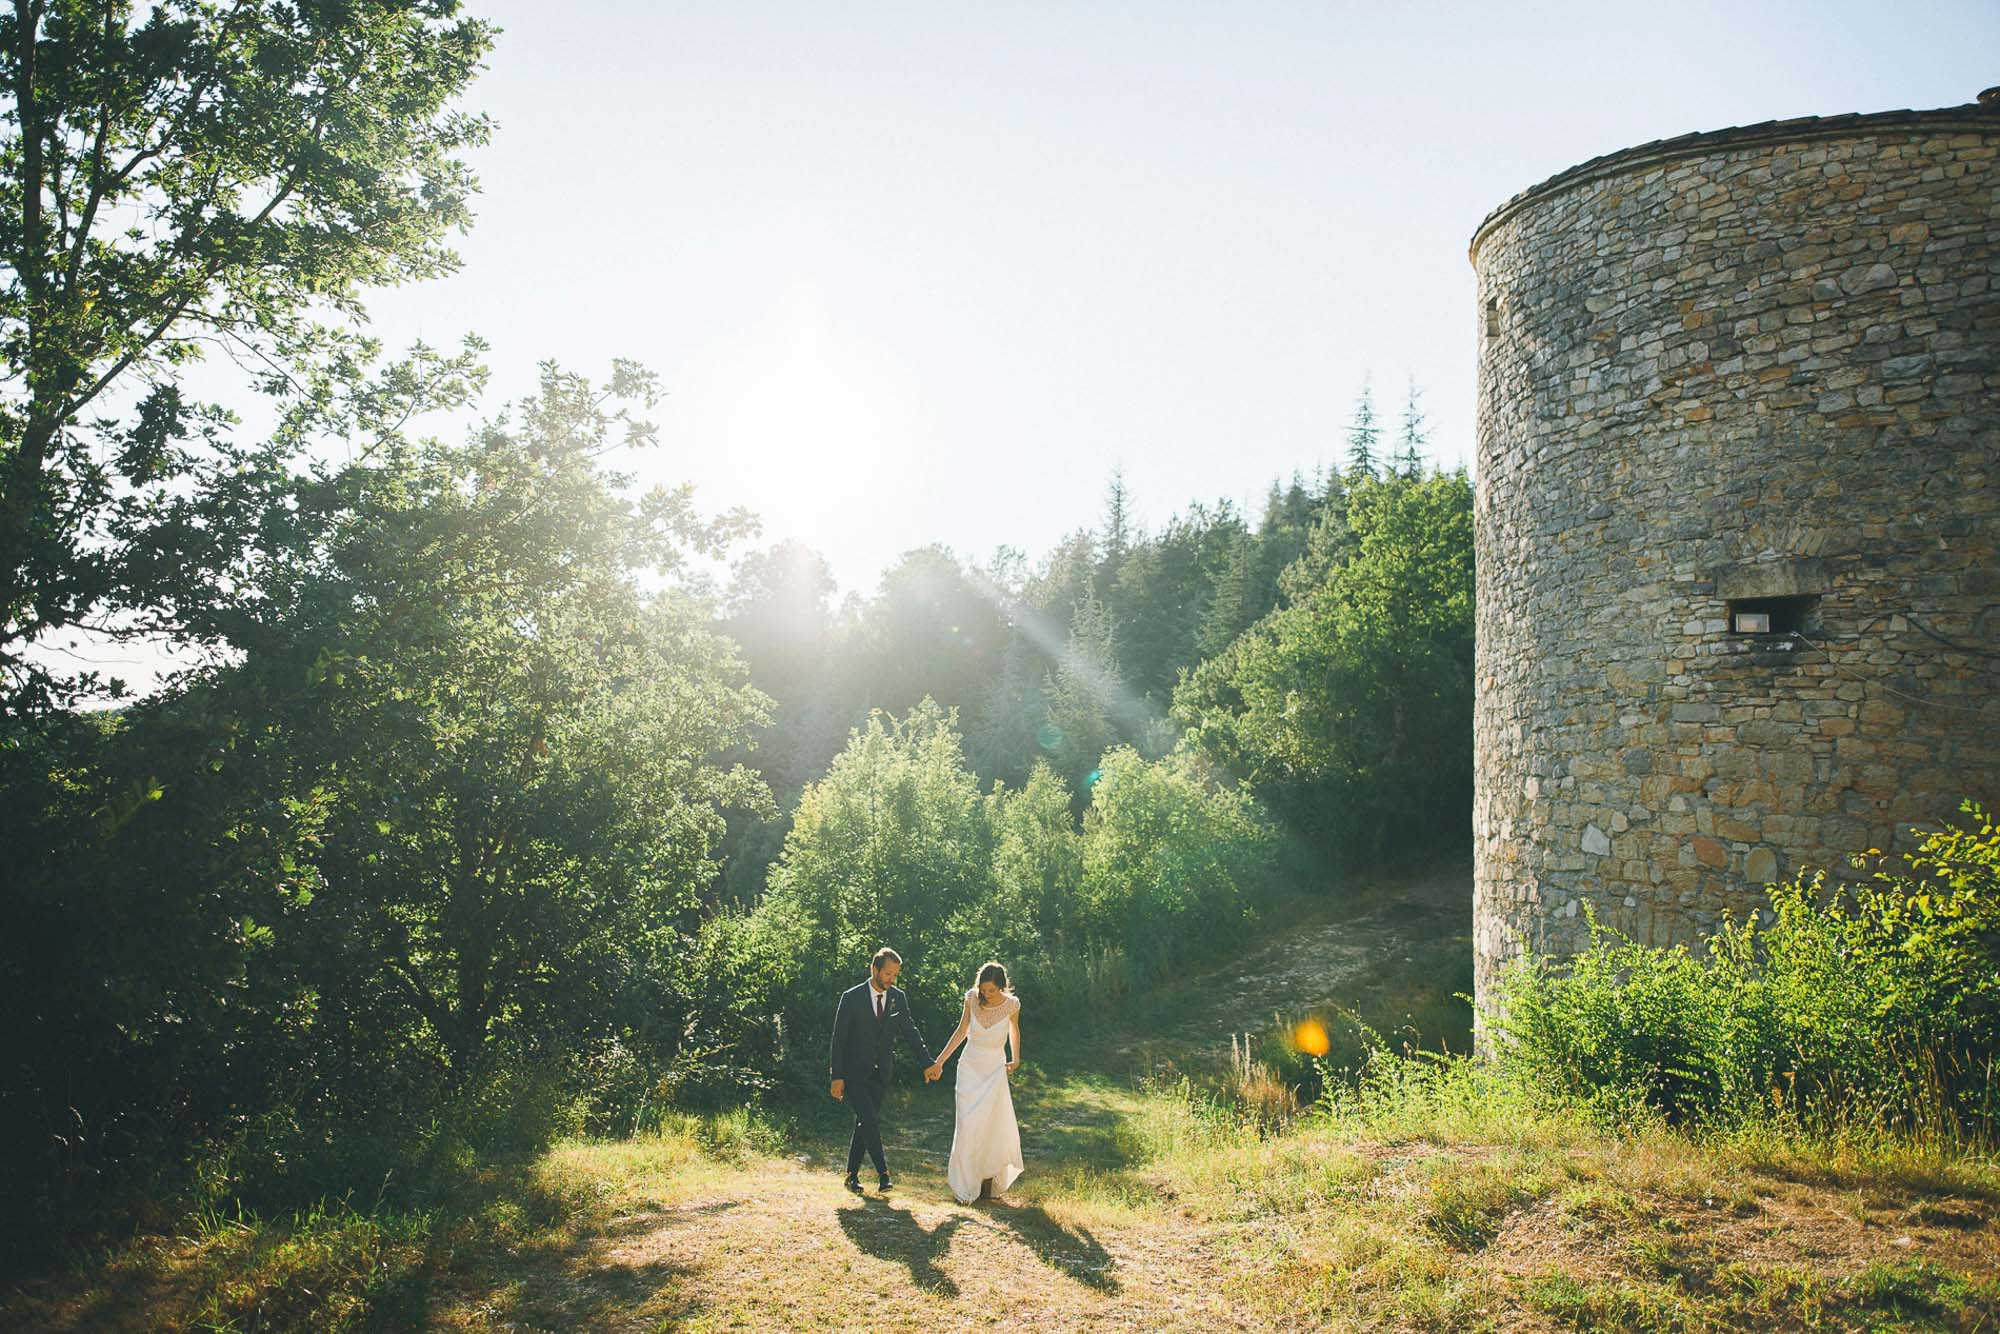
[7,868,1999,1331]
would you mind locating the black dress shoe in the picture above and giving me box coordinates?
[877,1175,895,1191]
[844,1175,863,1193]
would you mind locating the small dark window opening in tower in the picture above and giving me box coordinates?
[1484,298,1501,338]
[1727,595,1815,635]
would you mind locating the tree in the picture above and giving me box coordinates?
[1042,586,1125,798]
[1345,378,1380,481]
[1099,466,1132,590]
[1196,527,1259,659]
[1106,539,1174,700]
[0,362,776,1229]
[1021,527,1098,629]
[753,697,995,1041]
[969,629,1049,789]
[852,545,1008,721]
[1236,473,1321,624]
[990,762,1083,953]
[1395,379,1429,478]
[0,0,495,711]
[240,363,771,1085]
[1078,747,1275,981]
[1174,471,1475,863]
[725,541,837,701]
[1109,499,1239,702]
[1278,471,1352,604]
[720,541,844,812]
[712,540,850,904]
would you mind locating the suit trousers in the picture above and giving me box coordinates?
[845,1067,889,1179]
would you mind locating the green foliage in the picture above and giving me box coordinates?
[1345,379,1380,480]
[969,630,1051,790]
[1078,747,1279,982]
[1493,803,2000,1140]
[751,698,1003,1042]
[0,364,773,1255]
[851,546,1011,722]
[991,762,1085,953]
[1041,587,1127,798]
[220,363,772,1090]
[739,703,1280,1085]
[1173,469,1474,864]
[1393,378,1430,478]
[710,441,1405,901]
[0,0,494,712]
[1492,923,1731,1128]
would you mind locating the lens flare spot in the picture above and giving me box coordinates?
[1085,768,1101,786]
[1292,1018,1331,1058]
[1036,722,1064,750]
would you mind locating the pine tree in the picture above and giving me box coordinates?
[1346,378,1380,481]
[1042,588,1125,797]
[1197,529,1260,659]
[1395,379,1430,478]
[1279,470,1353,604]
[1023,529,1099,629]
[971,631,1050,788]
[1102,468,1133,579]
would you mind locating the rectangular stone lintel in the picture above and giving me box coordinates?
[1715,557,1830,601]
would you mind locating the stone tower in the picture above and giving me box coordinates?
[1469,92,2000,1009]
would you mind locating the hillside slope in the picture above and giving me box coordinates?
[10,865,1998,1332]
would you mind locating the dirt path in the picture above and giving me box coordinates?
[19,862,1995,1332]
[1115,861,1470,1067]
[471,1069,1261,1332]
[531,1156,1251,1333]
[479,868,1473,1333]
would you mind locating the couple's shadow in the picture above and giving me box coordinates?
[836,1193,1118,1296]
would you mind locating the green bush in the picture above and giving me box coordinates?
[746,698,1004,1060]
[1171,470,1474,865]
[1492,802,2000,1140]
[1079,747,1279,983]
[737,705,1284,1089]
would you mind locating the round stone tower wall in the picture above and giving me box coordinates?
[1470,101,2000,1008]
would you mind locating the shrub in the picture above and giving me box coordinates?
[744,698,1004,1076]
[1491,802,2000,1140]
[1078,747,1279,983]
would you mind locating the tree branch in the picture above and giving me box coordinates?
[59,1,119,294]
[55,121,319,430]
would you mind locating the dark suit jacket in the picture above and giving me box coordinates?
[829,981,932,1084]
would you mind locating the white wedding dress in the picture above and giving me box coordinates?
[947,989,1024,1204]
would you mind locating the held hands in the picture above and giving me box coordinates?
[924,1063,943,1082]
[830,1078,844,1101]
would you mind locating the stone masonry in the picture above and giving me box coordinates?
[1469,96,2000,1009]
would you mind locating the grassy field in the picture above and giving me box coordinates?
[8,863,1999,1332]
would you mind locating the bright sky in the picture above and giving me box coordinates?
[356,0,1994,600]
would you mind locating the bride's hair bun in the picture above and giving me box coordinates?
[975,960,1011,994]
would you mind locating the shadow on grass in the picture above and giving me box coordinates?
[836,1196,966,1296]
[988,1200,1119,1293]
[1017,1075,1142,1172]
[0,1150,716,1334]
[495,1254,701,1334]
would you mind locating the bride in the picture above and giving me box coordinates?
[926,960,1024,1204]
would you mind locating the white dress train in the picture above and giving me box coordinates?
[946,989,1024,1204]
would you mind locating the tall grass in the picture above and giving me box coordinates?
[1493,803,2000,1143]
[3,1105,789,1333]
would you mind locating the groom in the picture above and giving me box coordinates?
[829,946,938,1193]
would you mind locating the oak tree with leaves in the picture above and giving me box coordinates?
[0,0,493,710]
